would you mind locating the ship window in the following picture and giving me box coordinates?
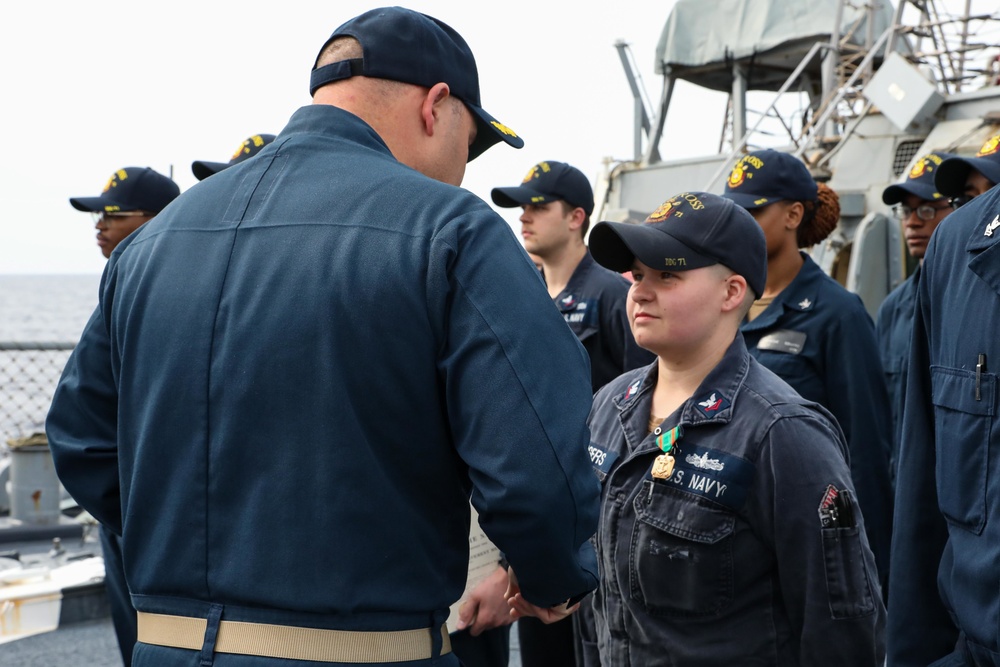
[893,140,924,177]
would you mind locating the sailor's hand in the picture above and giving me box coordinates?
[504,568,580,624]
[455,565,513,635]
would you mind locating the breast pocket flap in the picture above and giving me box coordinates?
[635,483,735,545]
[931,366,995,416]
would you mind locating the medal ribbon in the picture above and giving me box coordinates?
[656,424,683,454]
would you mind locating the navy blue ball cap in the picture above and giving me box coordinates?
[491,161,595,216]
[69,167,180,214]
[192,134,276,181]
[590,192,767,297]
[309,6,523,162]
[934,133,1000,197]
[722,149,818,210]
[881,152,956,205]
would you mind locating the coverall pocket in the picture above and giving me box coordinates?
[821,525,876,619]
[630,482,735,616]
[931,366,995,534]
[754,349,824,404]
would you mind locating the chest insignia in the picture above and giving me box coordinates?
[655,443,755,510]
[685,452,725,471]
[560,295,593,325]
[756,329,807,355]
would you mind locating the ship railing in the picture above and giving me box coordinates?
[0,341,75,445]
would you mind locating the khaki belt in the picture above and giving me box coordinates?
[137,611,452,663]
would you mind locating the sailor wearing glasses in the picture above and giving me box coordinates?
[935,131,1000,207]
[888,153,1000,666]
[876,152,957,481]
[70,166,180,259]
[66,165,179,667]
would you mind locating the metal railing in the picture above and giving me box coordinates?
[0,342,75,442]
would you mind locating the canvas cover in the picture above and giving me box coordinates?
[655,0,904,91]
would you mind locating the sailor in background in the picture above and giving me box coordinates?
[876,152,956,482]
[492,160,653,667]
[558,191,884,665]
[934,131,1000,207]
[70,166,179,259]
[47,7,599,666]
[66,165,180,667]
[721,148,894,595]
[191,134,276,181]
[887,158,1000,667]
[492,161,654,394]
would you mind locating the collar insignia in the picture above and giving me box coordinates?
[695,391,730,417]
[985,215,999,238]
[623,379,641,402]
[798,298,813,310]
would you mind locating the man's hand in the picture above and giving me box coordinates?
[455,565,514,636]
[504,568,580,624]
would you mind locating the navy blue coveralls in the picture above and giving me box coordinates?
[586,334,885,666]
[524,252,653,667]
[552,251,654,393]
[888,186,1000,666]
[45,104,601,667]
[740,252,894,592]
[875,267,920,483]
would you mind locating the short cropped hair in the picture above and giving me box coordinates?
[560,200,591,240]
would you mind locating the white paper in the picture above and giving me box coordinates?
[446,505,501,634]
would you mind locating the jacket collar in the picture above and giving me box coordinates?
[966,207,1000,298]
[279,105,392,157]
[741,252,821,331]
[611,335,751,452]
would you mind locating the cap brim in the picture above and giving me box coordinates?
[935,156,1000,197]
[881,181,944,205]
[69,195,116,212]
[192,160,229,181]
[721,190,776,210]
[589,221,717,274]
[467,104,523,162]
[491,185,553,208]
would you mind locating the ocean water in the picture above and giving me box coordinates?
[0,274,101,341]
[0,274,101,440]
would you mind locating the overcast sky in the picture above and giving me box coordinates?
[1,0,988,274]
[1,0,737,274]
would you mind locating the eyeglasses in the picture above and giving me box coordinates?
[949,195,973,209]
[891,203,951,221]
[90,211,152,224]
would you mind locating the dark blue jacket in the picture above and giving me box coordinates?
[875,267,920,483]
[46,105,600,646]
[888,186,1000,666]
[587,334,885,666]
[741,253,893,591]
[552,252,654,393]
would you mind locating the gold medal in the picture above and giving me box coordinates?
[651,424,683,480]
[651,453,675,479]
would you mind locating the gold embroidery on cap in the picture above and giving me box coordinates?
[492,120,519,139]
[977,134,1000,157]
